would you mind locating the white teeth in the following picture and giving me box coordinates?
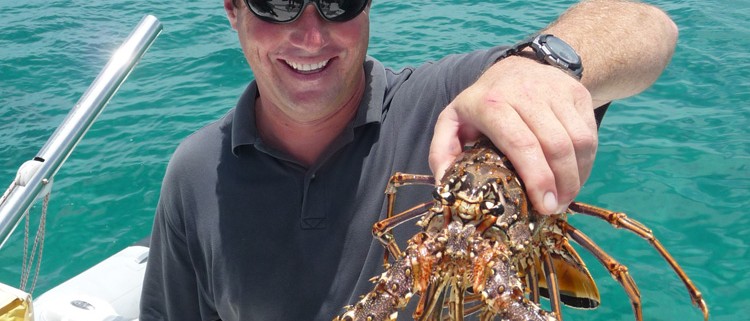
[287,59,329,72]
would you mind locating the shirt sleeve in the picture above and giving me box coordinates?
[423,45,510,101]
[140,172,208,320]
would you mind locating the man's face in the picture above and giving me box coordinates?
[225,0,370,122]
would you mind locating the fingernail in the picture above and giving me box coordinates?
[543,192,558,214]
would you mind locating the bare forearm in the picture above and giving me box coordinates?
[543,0,678,106]
[430,1,678,214]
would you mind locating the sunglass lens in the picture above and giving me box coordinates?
[247,0,303,23]
[319,0,368,21]
[246,0,367,23]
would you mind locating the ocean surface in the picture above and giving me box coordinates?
[1,0,747,320]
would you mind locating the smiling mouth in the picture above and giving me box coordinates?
[285,59,330,74]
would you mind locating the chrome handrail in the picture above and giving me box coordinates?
[0,15,163,249]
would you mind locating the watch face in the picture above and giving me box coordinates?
[546,36,580,64]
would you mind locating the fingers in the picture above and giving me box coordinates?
[508,87,596,214]
[429,103,481,182]
[429,106,463,183]
[480,99,564,214]
[552,90,598,190]
[429,60,597,215]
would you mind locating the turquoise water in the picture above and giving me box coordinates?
[1,0,748,319]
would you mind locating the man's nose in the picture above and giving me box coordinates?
[291,4,327,48]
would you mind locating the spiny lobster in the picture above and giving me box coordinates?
[334,138,708,321]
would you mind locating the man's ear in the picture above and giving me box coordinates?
[224,0,239,30]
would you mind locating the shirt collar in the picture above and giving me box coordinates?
[231,56,386,156]
[230,81,259,156]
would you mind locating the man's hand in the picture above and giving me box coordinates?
[429,55,598,215]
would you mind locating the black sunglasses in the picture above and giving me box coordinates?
[244,0,370,24]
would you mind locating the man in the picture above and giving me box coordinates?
[140,0,678,320]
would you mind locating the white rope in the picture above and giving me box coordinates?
[0,182,15,205]
[19,192,49,294]
[20,204,30,288]
[30,193,49,293]
[9,159,49,294]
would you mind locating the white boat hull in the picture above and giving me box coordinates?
[33,246,148,321]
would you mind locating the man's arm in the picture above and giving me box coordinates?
[429,0,678,214]
[546,0,678,106]
[140,201,205,320]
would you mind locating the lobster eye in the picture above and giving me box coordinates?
[432,189,441,201]
[443,193,456,205]
[433,189,455,205]
[481,201,505,215]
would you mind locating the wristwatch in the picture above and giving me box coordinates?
[499,34,583,80]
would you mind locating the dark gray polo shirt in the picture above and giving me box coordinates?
[141,47,516,321]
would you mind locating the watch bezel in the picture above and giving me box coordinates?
[531,34,583,79]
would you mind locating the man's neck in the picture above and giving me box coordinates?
[255,95,361,168]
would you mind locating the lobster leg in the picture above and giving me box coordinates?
[526,262,541,304]
[377,172,436,265]
[415,277,448,321]
[451,292,483,318]
[478,308,497,321]
[540,248,563,320]
[447,278,466,321]
[562,222,643,321]
[568,202,709,320]
[455,298,487,320]
[384,172,435,218]
[373,201,434,266]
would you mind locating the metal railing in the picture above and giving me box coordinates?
[0,15,163,249]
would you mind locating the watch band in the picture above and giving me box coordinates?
[498,34,583,80]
